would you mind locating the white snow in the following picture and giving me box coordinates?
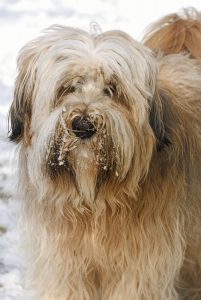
[1,0,201,299]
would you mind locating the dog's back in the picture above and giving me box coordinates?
[143,7,201,59]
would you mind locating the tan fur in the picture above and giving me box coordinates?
[9,12,201,300]
[143,7,201,59]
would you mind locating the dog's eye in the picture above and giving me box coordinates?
[103,85,116,98]
[53,85,76,108]
[57,85,76,99]
[61,86,75,95]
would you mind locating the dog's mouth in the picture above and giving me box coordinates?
[45,113,118,195]
[43,106,128,203]
[46,110,117,181]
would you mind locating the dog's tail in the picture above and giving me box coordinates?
[143,7,201,59]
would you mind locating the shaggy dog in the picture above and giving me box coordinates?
[9,8,201,300]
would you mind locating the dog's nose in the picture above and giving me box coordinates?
[72,116,96,139]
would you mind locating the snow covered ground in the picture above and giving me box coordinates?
[1,0,201,299]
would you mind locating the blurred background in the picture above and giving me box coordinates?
[0,0,201,299]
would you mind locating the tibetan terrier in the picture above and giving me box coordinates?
[9,8,201,300]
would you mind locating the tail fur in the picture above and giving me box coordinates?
[143,7,201,59]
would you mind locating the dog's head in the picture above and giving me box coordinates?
[9,26,167,204]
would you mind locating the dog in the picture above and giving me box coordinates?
[9,8,201,300]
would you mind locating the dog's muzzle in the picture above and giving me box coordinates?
[72,116,96,139]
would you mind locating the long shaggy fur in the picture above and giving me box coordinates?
[143,7,201,59]
[9,9,201,300]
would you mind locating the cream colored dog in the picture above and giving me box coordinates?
[9,9,201,300]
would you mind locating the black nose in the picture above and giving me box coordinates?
[72,116,96,139]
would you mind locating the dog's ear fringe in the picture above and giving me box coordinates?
[8,74,33,143]
[150,88,172,152]
[8,102,24,143]
[8,96,32,143]
[8,50,36,143]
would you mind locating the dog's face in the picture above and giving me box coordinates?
[9,27,162,204]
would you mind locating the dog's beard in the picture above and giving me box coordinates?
[44,104,135,203]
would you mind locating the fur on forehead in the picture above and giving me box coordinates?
[30,26,157,97]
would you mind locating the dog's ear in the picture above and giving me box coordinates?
[8,46,37,144]
[149,88,171,152]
